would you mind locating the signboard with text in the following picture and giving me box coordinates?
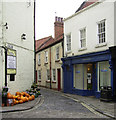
[7,48,16,74]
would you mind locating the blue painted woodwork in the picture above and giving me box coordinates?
[61,50,113,98]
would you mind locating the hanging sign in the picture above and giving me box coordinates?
[7,48,16,74]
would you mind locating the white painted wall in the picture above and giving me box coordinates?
[0,1,34,94]
[64,1,115,57]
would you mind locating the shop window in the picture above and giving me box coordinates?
[74,64,83,89]
[98,61,111,91]
[10,74,15,81]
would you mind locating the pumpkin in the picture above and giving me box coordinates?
[13,99,17,105]
[31,95,35,100]
[19,100,23,104]
[29,96,33,101]
[16,92,21,96]
[25,97,29,102]
[12,95,17,99]
[21,96,26,102]
[17,96,21,100]
[16,100,19,104]
[7,93,13,99]
[25,93,30,97]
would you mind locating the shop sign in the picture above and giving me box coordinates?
[101,69,108,72]
[7,48,16,74]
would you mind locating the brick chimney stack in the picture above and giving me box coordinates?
[54,16,64,39]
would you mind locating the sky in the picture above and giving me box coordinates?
[35,0,84,40]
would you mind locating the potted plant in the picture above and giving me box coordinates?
[2,86,8,106]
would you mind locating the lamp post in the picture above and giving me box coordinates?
[0,46,7,87]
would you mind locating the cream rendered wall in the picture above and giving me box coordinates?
[51,42,63,89]
[64,1,115,57]
[36,41,63,90]
[1,1,34,94]
[36,48,50,87]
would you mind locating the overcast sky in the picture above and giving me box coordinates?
[35,0,84,40]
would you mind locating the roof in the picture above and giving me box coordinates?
[36,34,64,52]
[75,0,98,13]
[35,36,52,51]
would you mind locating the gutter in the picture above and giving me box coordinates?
[34,0,36,83]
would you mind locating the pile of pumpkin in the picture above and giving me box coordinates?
[7,91,35,105]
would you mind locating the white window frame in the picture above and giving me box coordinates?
[97,19,106,44]
[56,47,59,60]
[47,69,50,81]
[52,69,56,82]
[38,70,41,81]
[45,51,48,63]
[38,54,41,65]
[80,28,86,48]
[66,34,71,52]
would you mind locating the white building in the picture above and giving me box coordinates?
[0,0,35,94]
[62,0,116,99]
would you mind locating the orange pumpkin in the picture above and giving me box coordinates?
[25,97,29,102]
[31,95,35,100]
[25,93,30,97]
[13,99,17,105]
[7,93,13,99]
[21,96,26,102]
[19,100,23,104]
[16,92,21,96]
[17,96,21,100]
[16,100,19,104]
[12,95,17,99]
[29,96,33,101]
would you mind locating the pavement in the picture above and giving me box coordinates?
[0,87,116,119]
[0,95,42,113]
[63,93,116,119]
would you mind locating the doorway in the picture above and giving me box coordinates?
[57,69,61,91]
[87,64,93,90]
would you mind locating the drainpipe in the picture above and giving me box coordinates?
[50,47,52,89]
[34,0,36,83]
[0,46,7,87]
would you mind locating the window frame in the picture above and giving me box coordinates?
[47,69,50,81]
[66,34,71,52]
[45,51,48,63]
[38,70,41,81]
[97,19,106,44]
[79,28,86,48]
[38,54,41,65]
[52,69,56,82]
[56,47,59,60]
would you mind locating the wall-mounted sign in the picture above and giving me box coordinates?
[101,69,108,72]
[76,71,80,73]
[7,48,16,74]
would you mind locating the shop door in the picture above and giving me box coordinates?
[87,64,93,90]
[57,69,61,91]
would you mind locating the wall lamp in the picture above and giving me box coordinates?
[21,33,26,40]
[4,22,8,29]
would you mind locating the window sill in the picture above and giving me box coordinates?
[38,64,41,66]
[44,62,48,65]
[46,80,50,83]
[52,81,56,83]
[55,59,60,62]
[65,50,72,54]
[95,43,107,48]
[78,47,87,52]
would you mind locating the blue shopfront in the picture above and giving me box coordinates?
[62,50,114,98]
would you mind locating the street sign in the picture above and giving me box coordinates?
[7,48,16,74]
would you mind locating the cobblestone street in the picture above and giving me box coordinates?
[2,88,108,118]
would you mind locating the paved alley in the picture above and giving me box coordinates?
[2,88,109,118]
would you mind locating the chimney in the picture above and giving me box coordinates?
[54,16,64,39]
